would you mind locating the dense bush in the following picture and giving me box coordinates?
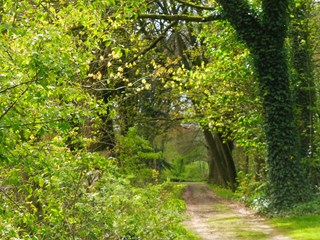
[0,140,195,239]
[116,127,164,185]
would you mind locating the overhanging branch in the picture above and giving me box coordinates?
[174,0,217,10]
[138,13,224,22]
[215,0,262,47]
[128,20,179,64]
[0,79,38,94]
[0,86,29,122]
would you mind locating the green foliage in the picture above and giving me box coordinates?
[208,184,238,201]
[273,188,320,215]
[160,127,209,182]
[291,199,320,215]
[181,161,208,181]
[0,141,194,239]
[217,0,312,210]
[173,21,261,146]
[116,127,164,184]
[1,1,319,237]
[0,1,196,239]
[163,158,208,182]
[235,171,269,213]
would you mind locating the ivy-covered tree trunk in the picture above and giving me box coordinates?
[254,37,309,209]
[217,0,311,209]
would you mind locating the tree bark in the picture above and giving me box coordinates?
[204,129,226,187]
[216,133,237,190]
[203,129,237,191]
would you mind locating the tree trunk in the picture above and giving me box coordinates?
[216,134,237,190]
[203,129,237,191]
[252,29,310,209]
[217,0,311,209]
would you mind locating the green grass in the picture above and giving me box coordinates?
[208,184,238,200]
[271,215,320,240]
[207,215,241,223]
[205,184,320,239]
[207,211,267,239]
[236,230,267,239]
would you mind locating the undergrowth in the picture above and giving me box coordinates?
[0,141,196,239]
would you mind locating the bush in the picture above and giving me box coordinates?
[116,127,165,185]
[0,140,195,239]
[236,171,269,213]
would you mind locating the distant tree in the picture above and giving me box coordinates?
[290,0,316,160]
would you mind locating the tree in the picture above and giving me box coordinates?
[308,1,320,184]
[290,0,316,159]
[219,0,312,209]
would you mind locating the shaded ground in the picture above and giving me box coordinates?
[183,182,293,240]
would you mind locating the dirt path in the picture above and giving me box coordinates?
[182,182,293,240]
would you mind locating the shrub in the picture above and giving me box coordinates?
[0,140,195,239]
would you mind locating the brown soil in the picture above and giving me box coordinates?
[182,182,293,240]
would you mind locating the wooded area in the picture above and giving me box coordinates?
[0,0,320,239]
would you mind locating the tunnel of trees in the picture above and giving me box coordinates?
[0,0,320,238]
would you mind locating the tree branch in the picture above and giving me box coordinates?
[0,86,29,122]
[0,79,38,94]
[215,0,262,48]
[0,187,26,213]
[128,20,179,64]
[0,118,70,129]
[174,0,217,10]
[138,13,224,22]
